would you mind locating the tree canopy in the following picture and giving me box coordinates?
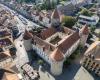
[61,16,76,28]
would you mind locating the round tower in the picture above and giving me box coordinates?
[80,24,89,47]
[23,30,32,51]
[50,48,64,75]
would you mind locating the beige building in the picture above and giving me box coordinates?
[81,41,100,76]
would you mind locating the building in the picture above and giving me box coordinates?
[71,0,92,7]
[0,6,16,28]
[81,41,100,76]
[21,63,39,80]
[78,15,99,26]
[0,68,19,80]
[0,29,16,68]
[57,2,77,16]
[73,66,94,80]
[19,22,89,76]
[57,0,92,16]
[31,10,51,27]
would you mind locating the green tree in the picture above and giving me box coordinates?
[80,8,93,17]
[62,16,76,28]
[90,26,96,33]
[38,59,44,65]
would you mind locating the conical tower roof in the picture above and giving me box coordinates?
[51,8,60,19]
[50,48,64,61]
[81,24,89,35]
[23,29,32,40]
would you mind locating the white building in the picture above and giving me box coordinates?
[71,0,92,6]
[78,15,99,26]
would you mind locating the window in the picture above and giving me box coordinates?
[20,45,22,47]
[79,17,96,23]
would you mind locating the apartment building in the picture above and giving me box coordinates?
[81,41,100,76]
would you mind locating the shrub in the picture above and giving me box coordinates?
[38,59,44,65]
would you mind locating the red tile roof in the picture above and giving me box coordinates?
[81,25,89,35]
[23,30,32,40]
[63,27,74,34]
[32,36,55,51]
[40,27,57,40]
[58,31,80,53]
[50,48,64,61]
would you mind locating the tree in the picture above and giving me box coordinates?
[61,16,76,28]
[38,59,44,65]
[90,26,96,33]
[80,8,93,17]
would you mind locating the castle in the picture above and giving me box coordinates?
[16,9,89,76]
